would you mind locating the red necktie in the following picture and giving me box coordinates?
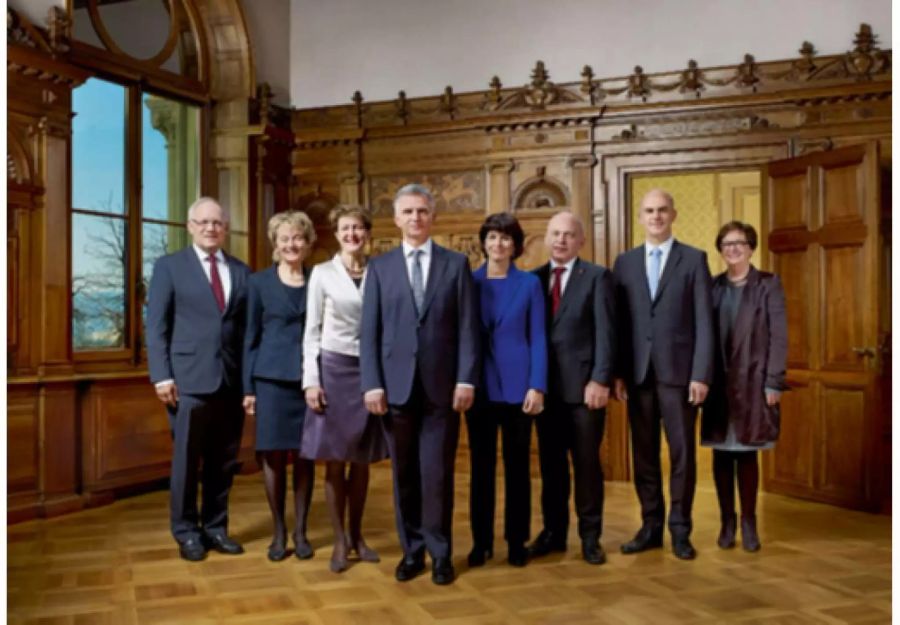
[551,266,566,315]
[207,254,226,312]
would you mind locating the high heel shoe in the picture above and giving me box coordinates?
[467,545,493,567]
[267,533,288,561]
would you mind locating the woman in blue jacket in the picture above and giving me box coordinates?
[242,211,317,562]
[467,212,547,568]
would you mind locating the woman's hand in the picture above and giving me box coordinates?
[305,386,327,413]
[242,395,256,415]
[765,389,781,407]
[522,389,544,415]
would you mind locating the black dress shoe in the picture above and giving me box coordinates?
[620,527,663,554]
[205,533,244,555]
[581,540,607,565]
[672,536,697,560]
[526,531,567,558]
[267,543,289,562]
[432,557,455,585]
[179,538,207,562]
[395,554,426,582]
[507,544,528,567]
[467,545,493,567]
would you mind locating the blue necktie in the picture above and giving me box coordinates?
[411,249,425,313]
[648,247,662,299]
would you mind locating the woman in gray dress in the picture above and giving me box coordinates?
[243,211,317,561]
[701,221,787,552]
[302,205,389,573]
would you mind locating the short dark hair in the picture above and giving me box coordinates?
[716,220,758,251]
[478,212,525,260]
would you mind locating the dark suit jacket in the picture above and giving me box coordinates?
[612,240,714,387]
[702,266,787,445]
[146,246,251,395]
[535,258,616,404]
[241,265,307,394]
[360,242,480,407]
[473,263,547,404]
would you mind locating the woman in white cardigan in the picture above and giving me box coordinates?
[301,205,389,573]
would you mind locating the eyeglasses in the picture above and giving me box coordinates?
[190,219,226,230]
[721,241,750,249]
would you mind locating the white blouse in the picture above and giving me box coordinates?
[302,254,367,389]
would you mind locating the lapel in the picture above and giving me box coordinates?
[419,242,448,320]
[222,252,246,317]
[712,273,728,363]
[387,247,417,315]
[265,264,300,316]
[183,247,222,316]
[729,266,759,360]
[495,264,525,327]
[652,240,683,306]
[553,258,586,325]
[330,254,365,302]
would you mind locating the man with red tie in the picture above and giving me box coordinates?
[147,197,251,562]
[528,211,616,565]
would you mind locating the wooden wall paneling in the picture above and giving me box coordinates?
[762,373,817,494]
[7,385,40,519]
[819,381,869,507]
[38,381,82,517]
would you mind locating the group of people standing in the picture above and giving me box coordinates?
[146,184,787,586]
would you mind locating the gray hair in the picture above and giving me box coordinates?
[187,196,230,223]
[549,209,585,237]
[393,183,435,213]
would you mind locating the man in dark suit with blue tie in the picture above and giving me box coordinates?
[360,184,480,585]
[528,211,616,565]
[613,188,714,560]
[147,197,251,562]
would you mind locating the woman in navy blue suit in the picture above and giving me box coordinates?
[242,211,317,562]
[467,212,547,568]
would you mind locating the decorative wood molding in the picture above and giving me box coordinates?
[293,24,890,134]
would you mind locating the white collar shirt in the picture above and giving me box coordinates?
[548,256,578,295]
[192,244,232,306]
[401,238,433,291]
[644,236,675,280]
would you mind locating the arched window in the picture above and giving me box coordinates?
[68,0,249,355]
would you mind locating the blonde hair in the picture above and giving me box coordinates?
[267,210,316,262]
[329,204,372,231]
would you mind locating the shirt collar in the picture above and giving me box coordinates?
[645,236,674,256]
[550,256,577,273]
[193,244,225,263]
[402,238,433,258]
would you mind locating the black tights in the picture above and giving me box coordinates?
[258,451,314,548]
[712,450,759,519]
[324,461,372,557]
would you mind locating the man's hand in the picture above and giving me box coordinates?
[453,385,475,413]
[364,389,388,416]
[155,382,179,407]
[584,381,610,410]
[522,389,544,415]
[305,386,327,414]
[688,381,709,405]
[614,378,628,402]
[243,395,256,415]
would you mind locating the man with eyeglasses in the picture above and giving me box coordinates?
[147,196,251,562]
[612,188,714,561]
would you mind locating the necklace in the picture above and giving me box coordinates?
[342,259,365,277]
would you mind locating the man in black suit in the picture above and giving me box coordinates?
[147,197,251,562]
[528,210,616,565]
[360,184,480,585]
[612,188,713,560]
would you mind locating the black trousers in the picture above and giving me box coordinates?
[627,367,698,536]
[383,376,459,560]
[534,398,606,542]
[168,383,244,543]
[466,401,533,549]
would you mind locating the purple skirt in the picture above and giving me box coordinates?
[300,350,389,464]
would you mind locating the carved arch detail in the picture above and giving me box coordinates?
[512,170,570,210]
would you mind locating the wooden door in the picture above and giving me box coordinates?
[762,143,888,511]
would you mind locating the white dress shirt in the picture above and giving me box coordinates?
[302,255,367,389]
[401,238,433,290]
[549,256,578,295]
[644,236,675,282]
[192,244,232,307]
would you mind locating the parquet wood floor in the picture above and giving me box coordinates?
[8,453,891,624]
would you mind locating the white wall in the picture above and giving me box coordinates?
[242,0,292,106]
[9,0,63,27]
[289,0,892,108]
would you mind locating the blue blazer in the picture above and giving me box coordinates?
[360,242,480,407]
[242,265,307,394]
[473,263,547,404]
[146,246,250,395]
